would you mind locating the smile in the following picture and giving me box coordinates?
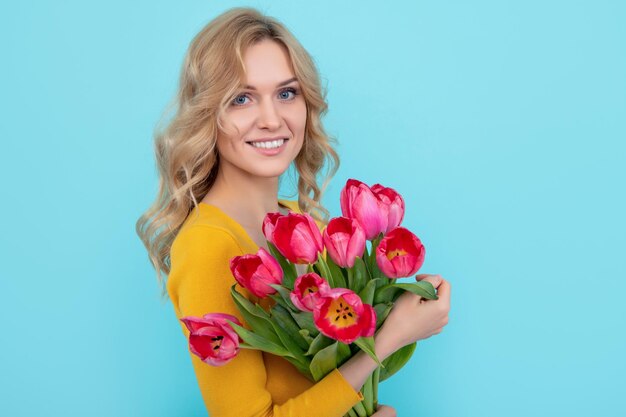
[246,138,289,156]
[247,138,286,149]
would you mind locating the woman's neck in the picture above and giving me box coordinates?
[200,167,284,230]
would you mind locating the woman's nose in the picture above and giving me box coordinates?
[257,98,282,130]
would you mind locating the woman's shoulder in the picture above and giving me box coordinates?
[278,198,300,213]
[171,205,245,258]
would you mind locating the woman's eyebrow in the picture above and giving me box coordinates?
[243,77,298,90]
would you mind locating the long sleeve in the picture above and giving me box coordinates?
[167,224,364,417]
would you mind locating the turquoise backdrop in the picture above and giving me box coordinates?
[1,1,624,416]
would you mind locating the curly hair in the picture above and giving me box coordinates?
[135,7,340,297]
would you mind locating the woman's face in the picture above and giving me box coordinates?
[215,38,307,179]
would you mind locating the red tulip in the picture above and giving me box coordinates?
[375,227,426,278]
[180,313,242,366]
[262,212,323,264]
[229,247,284,298]
[323,217,366,268]
[290,272,331,312]
[371,184,405,233]
[261,212,282,242]
[313,288,376,344]
[340,179,389,240]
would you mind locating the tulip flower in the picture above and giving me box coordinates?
[290,272,331,312]
[180,313,242,366]
[261,212,282,242]
[262,212,323,264]
[375,227,425,278]
[340,179,389,240]
[229,247,284,298]
[313,288,376,344]
[371,183,405,233]
[323,217,366,268]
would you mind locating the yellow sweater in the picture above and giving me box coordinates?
[167,199,364,417]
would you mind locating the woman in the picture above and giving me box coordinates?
[136,7,451,417]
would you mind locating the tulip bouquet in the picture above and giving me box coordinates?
[181,179,437,417]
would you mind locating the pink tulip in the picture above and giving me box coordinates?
[375,227,426,278]
[313,288,376,344]
[371,184,405,233]
[290,272,331,312]
[180,313,242,366]
[261,212,282,242]
[323,217,366,268]
[340,179,389,240]
[262,212,323,264]
[229,247,284,298]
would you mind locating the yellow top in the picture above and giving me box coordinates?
[167,199,364,417]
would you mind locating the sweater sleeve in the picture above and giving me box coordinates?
[167,225,364,417]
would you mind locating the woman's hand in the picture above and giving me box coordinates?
[371,403,397,417]
[377,274,451,353]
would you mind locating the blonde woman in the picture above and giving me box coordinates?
[136,7,450,417]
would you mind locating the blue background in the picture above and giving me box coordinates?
[1,1,624,416]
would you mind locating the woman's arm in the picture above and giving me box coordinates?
[337,330,394,394]
[340,275,451,405]
[168,225,364,417]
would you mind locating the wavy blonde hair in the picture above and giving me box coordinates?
[136,7,340,297]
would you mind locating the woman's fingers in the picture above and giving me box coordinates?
[437,278,451,306]
[372,404,397,417]
[415,273,443,289]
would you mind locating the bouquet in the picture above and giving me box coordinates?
[181,179,437,417]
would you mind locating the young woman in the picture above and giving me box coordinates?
[136,7,451,417]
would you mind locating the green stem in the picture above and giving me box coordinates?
[372,366,380,411]
[347,266,354,289]
[353,401,368,417]
[317,253,335,287]
[362,373,374,415]
[347,409,359,417]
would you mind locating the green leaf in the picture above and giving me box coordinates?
[282,356,313,380]
[298,329,315,344]
[269,284,299,312]
[379,342,417,382]
[267,241,297,289]
[226,320,295,358]
[271,304,309,350]
[353,336,384,367]
[230,284,270,318]
[305,332,335,356]
[373,302,394,329]
[310,341,342,381]
[316,253,335,288]
[267,321,308,365]
[365,234,384,279]
[374,281,438,304]
[326,255,348,288]
[336,341,352,367]
[396,281,437,299]
[358,278,384,306]
[289,309,319,336]
[230,285,283,346]
[352,257,369,294]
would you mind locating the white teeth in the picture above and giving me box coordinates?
[250,139,285,149]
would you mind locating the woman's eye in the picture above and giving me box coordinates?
[231,88,298,106]
[279,87,298,100]
[232,94,250,106]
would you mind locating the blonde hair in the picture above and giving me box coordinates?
[135,7,340,297]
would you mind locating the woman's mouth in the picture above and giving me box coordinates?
[246,138,289,155]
